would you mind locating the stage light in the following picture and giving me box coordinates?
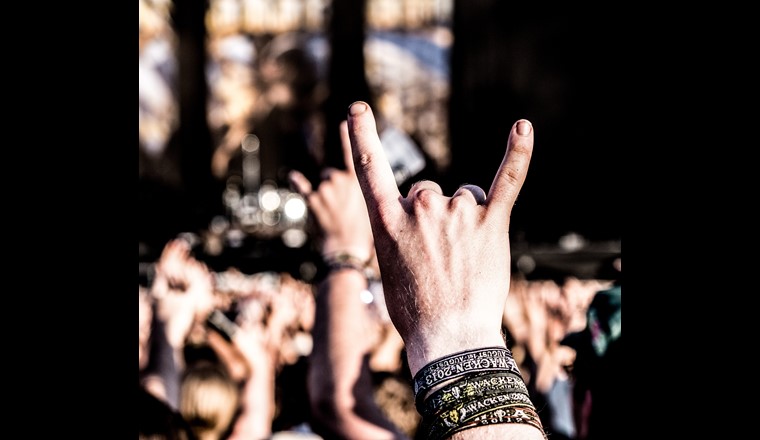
[284,195,306,221]
[259,184,281,211]
[282,228,307,248]
[215,133,310,247]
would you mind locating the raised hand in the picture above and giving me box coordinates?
[345,101,535,377]
[152,239,216,348]
[289,121,375,263]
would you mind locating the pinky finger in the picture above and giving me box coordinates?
[288,170,313,198]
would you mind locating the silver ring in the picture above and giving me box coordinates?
[455,184,487,205]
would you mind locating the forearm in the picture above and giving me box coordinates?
[370,324,405,372]
[227,360,276,440]
[309,269,407,439]
[534,350,557,394]
[206,330,251,383]
[525,324,547,362]
[141,316,182,409]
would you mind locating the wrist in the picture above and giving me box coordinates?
[323,251,378,281]
[321,243,373,264]
[411,347,545,439]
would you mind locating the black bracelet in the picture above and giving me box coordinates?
[423,403,546,440]
[412,347,522,401]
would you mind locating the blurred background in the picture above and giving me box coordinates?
[139,0,620,285]
[139,2,621,438]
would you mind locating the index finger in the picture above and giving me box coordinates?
[339,120,355,174]
[346,101,402,219]
[486,119,534,221]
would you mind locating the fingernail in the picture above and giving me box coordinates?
[516,120,532,136]
[348,101,367,116]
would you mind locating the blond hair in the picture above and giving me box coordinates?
[180,362,240,440]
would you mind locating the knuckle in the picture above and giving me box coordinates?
[413,188,438,207]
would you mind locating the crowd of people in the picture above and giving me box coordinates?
[139,104,621,439]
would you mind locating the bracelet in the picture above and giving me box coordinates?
[423,403,546,440]
[419,371,530,417]
[323,252,376,280]
[418,372,535,435]
[413,347,522,401]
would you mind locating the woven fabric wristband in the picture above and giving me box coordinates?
[419,371,530,417]
[412,347,521,402]
[425,403,546,440]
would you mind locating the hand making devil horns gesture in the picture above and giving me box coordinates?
[346,100,534,377]
[334,101,543,440]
